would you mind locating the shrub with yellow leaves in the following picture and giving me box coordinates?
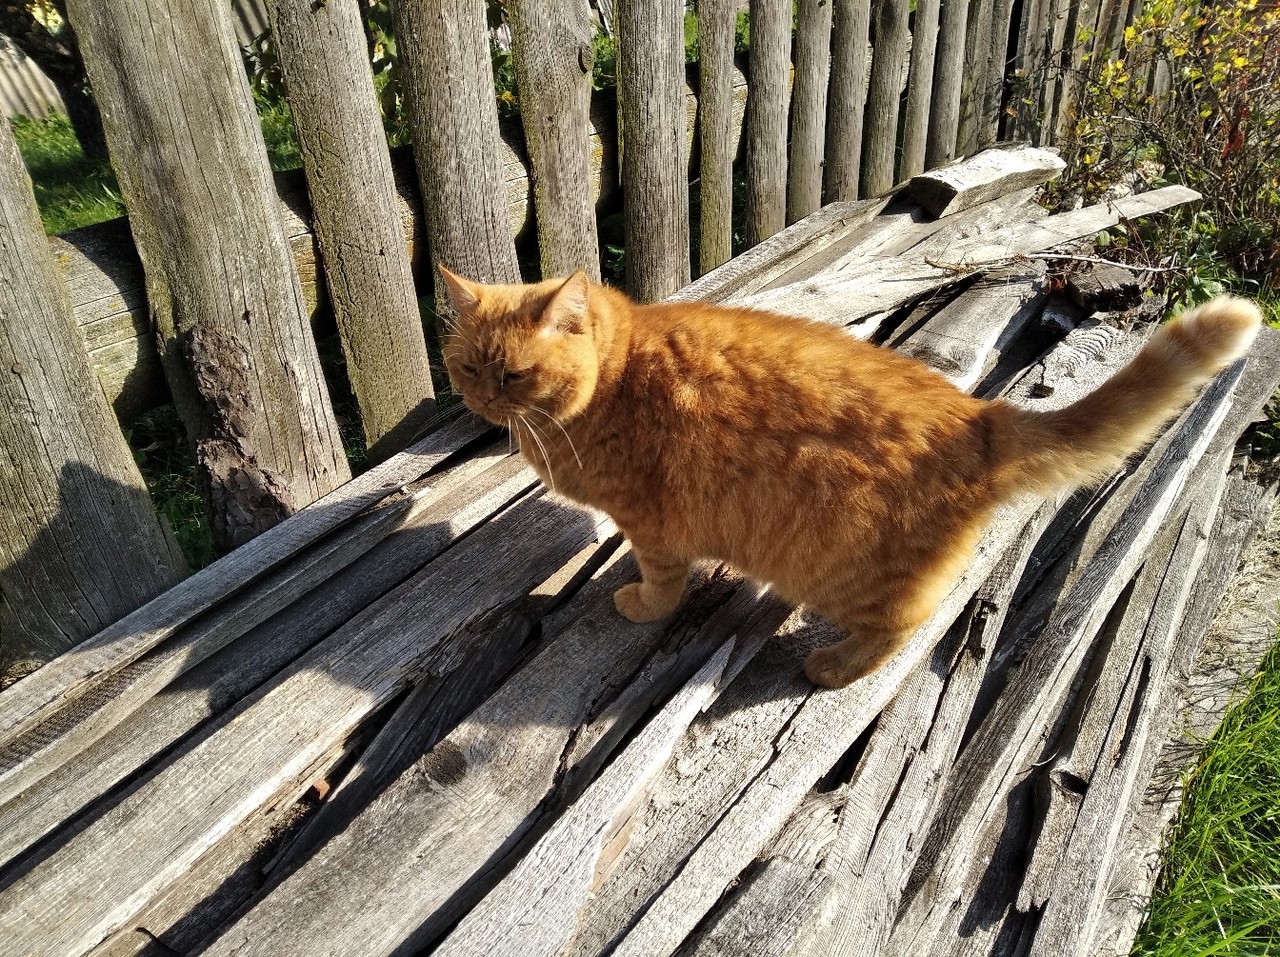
[1051,0,1280,301]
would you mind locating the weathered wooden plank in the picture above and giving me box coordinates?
[899,0,942,181]
[201,566,783,957]
[896,264,1048,389]
[686,508,1054,957]
[257,533,623,882]
[1021,451,1231,956]
[886,360,1245,955]
[787,0,834,223]
[697,0,738,274]
[618,0,692,300]
[0,445,525,868]
[745,0,792,244]
[908,145,1066,217]
[670,198,890,305]
[0,413,487,752]
[740,185,1198,326]
[1095,474,1280,954]
[861,0,911,195]
[823,0,872,202]
[0,484,603,957]
[434,641,736,957]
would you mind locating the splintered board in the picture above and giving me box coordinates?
[2,148,1274,957]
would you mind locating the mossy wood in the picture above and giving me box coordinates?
[1,162,1270,957]
[67,0,352,554]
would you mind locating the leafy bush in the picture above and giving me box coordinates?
[1050,0,1280,308]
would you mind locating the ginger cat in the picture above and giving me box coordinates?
[439,266,1259,687]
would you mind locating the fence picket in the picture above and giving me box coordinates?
[0,114,184,675]
[787,0,834,223]
[900,0,942,180]
[862,0,910,195]
[926,0,972,167]
[394,0,522,314]
[746,0,792,244]
[267,0,437,464]
[67,0,352,553]
[617,0,691,300]
[698,0,738,274]
[824,0,872,202]
[508,0,602,282]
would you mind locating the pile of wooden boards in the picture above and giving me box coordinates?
[1,147,1277,957]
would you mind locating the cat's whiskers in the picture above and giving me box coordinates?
[526,406,584,469]
[518,414,559,495]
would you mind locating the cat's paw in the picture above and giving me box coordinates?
[613,583,680,623]
[803,645,875,688]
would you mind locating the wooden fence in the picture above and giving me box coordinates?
[2,0,1148,673]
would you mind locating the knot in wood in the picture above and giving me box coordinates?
[578,43,594,74]
[9,363,22,375]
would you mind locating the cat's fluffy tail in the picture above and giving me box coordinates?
[990,295,1261,496]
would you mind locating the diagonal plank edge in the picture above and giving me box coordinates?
[0,413,491,750]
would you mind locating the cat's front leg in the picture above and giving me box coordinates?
[614,546,690,623]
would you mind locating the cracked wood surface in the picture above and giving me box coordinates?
[3,176,1275,957]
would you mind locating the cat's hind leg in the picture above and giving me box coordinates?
[802,535,976,688]
[614,546,691,623]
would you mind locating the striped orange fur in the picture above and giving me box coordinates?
[440,266,1259,687]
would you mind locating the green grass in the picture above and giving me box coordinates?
[1133,639,1280,957]
[10,113,123,235]
[125,406,216,571]
[12,96,303,237]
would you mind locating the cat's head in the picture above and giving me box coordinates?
[438,267,600,426]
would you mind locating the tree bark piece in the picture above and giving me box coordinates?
[394,0,522,315]
[900,0,941,181]
[0,116,184,676]
[267,0,437,464]
[861,0,910,195]
[745,0,792,244]
[824,0,872,202]
[698,0,737,274]
[617,0,691,300]
[787,0,834,224]
[67,0,352,553]
[508,0,602,282]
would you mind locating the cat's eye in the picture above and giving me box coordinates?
[457,362,479,378]
[504,369,529,384]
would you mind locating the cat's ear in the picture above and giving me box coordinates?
[543,269,590,335]
[438,265,483,315]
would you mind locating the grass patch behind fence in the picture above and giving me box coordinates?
[1133,639,1280,957]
